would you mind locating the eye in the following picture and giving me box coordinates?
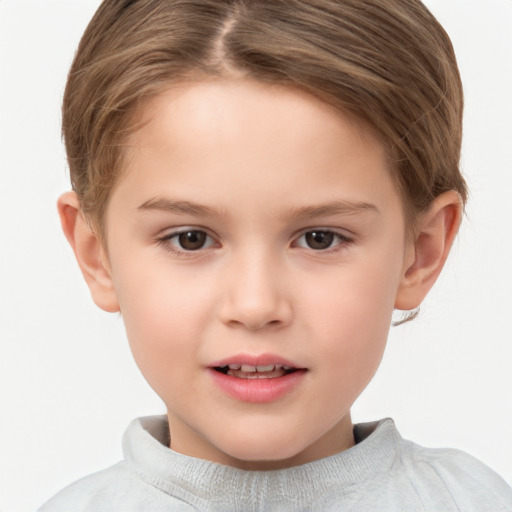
[295,230,351,251]
[176,230,208,250]
[158,229,216,253]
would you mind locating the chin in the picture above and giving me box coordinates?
[214,431,309,469]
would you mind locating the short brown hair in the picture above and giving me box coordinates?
[63,0,466,231]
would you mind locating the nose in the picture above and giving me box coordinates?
[218,249,293,331]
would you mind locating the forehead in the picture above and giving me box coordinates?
[110,78,402,224]
[129,79,375,152]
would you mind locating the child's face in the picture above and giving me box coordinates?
[103,79,414,469]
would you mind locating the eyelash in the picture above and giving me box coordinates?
[156,228,353,256]
[156,228,218,256]
[293,230,353,253]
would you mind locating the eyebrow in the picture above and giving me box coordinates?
[290,200,379,219]
[138,198,224,217]
[137,197,379,219]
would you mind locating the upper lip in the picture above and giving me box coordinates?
[209,353,304,370]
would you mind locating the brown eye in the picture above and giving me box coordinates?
[304,231,335,250]
[177,230,207,250]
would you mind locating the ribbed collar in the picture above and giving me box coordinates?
[122,415,403,509]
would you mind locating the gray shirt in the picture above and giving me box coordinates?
[40,416,512,511]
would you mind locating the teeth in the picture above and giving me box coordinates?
[256,364,274,372]
[238,364,285,372]
[222,364,295,375]
[219,363,296,378]
[231,364,294,372]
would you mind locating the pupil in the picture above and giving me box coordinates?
[179,231,206,250]
[306,231,334,250]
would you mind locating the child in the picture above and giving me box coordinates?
[40,0,512,510]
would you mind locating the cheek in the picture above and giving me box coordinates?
[301,254,401,388]
[112,263,211,390]
[304,255,399,334]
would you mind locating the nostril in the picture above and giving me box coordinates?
[245,318,283,331]
[224,316,290,331]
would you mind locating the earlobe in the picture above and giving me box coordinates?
[395,190,462,311]
[57,191,120,313]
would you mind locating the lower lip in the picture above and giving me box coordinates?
[208,369,307,403]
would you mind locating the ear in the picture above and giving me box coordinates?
[58,191,120,313]
[395,190,463,310]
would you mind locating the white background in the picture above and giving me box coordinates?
[1,1,511,511]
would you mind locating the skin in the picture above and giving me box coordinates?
[59,78,461,470]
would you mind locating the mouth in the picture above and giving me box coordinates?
[208,355,307,403]
[213,364,297,379]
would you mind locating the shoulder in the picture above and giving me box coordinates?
[349,419,512,511]
[38,461,193,512]
[38,462,140,512]
[394,438,512,511]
